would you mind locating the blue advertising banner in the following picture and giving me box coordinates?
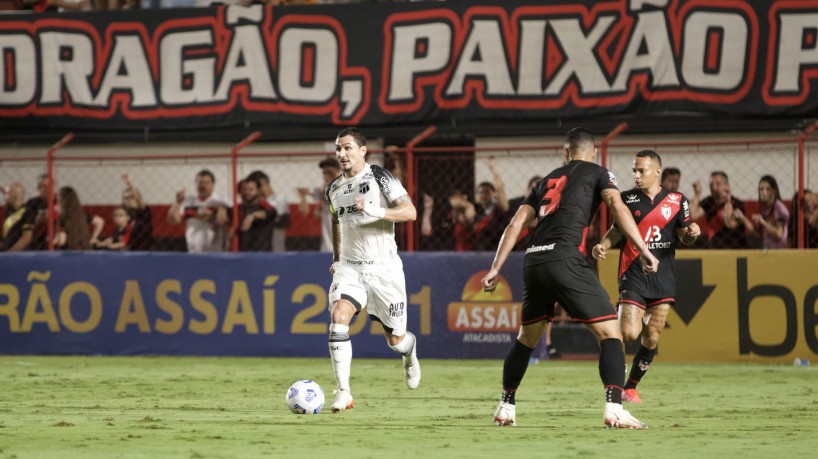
[0,252,525,358]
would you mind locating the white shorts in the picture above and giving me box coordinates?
[329,262,408,336]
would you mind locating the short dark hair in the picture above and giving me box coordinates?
[635,149,662,167]
[319,156,341,169]
[242,176,261,190]
[336,127,367,147]
[564,127,594,153]
[477,181,495,192]
[661,167,681,182]
[196,169,215,182]
[247,170,269,185]
[711,171,729,183]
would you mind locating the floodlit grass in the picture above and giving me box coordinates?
[1,356,816,458]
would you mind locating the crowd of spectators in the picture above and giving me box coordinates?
[2,161,818,252]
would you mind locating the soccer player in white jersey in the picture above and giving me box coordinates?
[326,127,421,413]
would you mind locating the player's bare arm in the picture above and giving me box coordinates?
[601,189,658,273]
[677,222,701,245]
[330,211,341,273]
[354,194,417,222]
[481,204,536,292]
[592,225,623,261]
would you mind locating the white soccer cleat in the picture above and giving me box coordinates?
[493,401,516,426]
[403,342,421,389]
[330,390,354,413]
[603,402,648,429]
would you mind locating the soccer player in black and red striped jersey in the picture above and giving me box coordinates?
[592,150,701,404]
[481,128,658,429]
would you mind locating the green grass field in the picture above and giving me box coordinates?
[1,356,816,458]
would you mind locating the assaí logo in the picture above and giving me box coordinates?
[447,271,521,333]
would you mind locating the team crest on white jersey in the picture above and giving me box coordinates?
[625,194,639,203]
[661,205,671,220]
[359,182,370,194]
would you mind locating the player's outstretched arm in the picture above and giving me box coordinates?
[602,189,658,273]
[481,204,536,292]
[592,225,623,261]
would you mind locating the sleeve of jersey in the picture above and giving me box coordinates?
[599,168,619,191]
[678,195,692,227]
[372,165,408,203]
[522,182,541,210]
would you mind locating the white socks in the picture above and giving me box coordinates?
[389,331,416,358]
[329,323,352,392]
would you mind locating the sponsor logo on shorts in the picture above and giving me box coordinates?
[344,259,374,265]
[388,302,404,318]
[526,243,555,254]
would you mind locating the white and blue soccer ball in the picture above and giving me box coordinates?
[286,380,325,415]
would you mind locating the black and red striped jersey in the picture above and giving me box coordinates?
[617,187,692,298]
[523,160,618,267]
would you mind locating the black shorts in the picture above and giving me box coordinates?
[522,257,617,324]
[618,289,675,310]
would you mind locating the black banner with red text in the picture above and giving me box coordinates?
[2,0,818,131]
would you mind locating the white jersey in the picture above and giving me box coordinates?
[179,193,229,252]
[325,163,407,263]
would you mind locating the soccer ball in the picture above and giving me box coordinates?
[286,380,325,415]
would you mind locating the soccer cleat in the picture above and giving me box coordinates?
[603,402,648,429]
[330,390,354,413]
[403,342,421,389]
[623,388,643,404]
[493,402,516,426]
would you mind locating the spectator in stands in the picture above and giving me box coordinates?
[690,171,747,248]
[237,176,277,251]
[474,156,510,250]
[420,189,478,251]
[55,186,103,251]
[94,206,132,251]
[735,175,789,249]
[121,174,153,251]
[167,169,229,252]
[446,188,477,251]
[660,167,681,192]
[26,174,53,250]
[788,189,818,248]
[248,170,290,252]
[0,182,35,252]
[297,156,341,252]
